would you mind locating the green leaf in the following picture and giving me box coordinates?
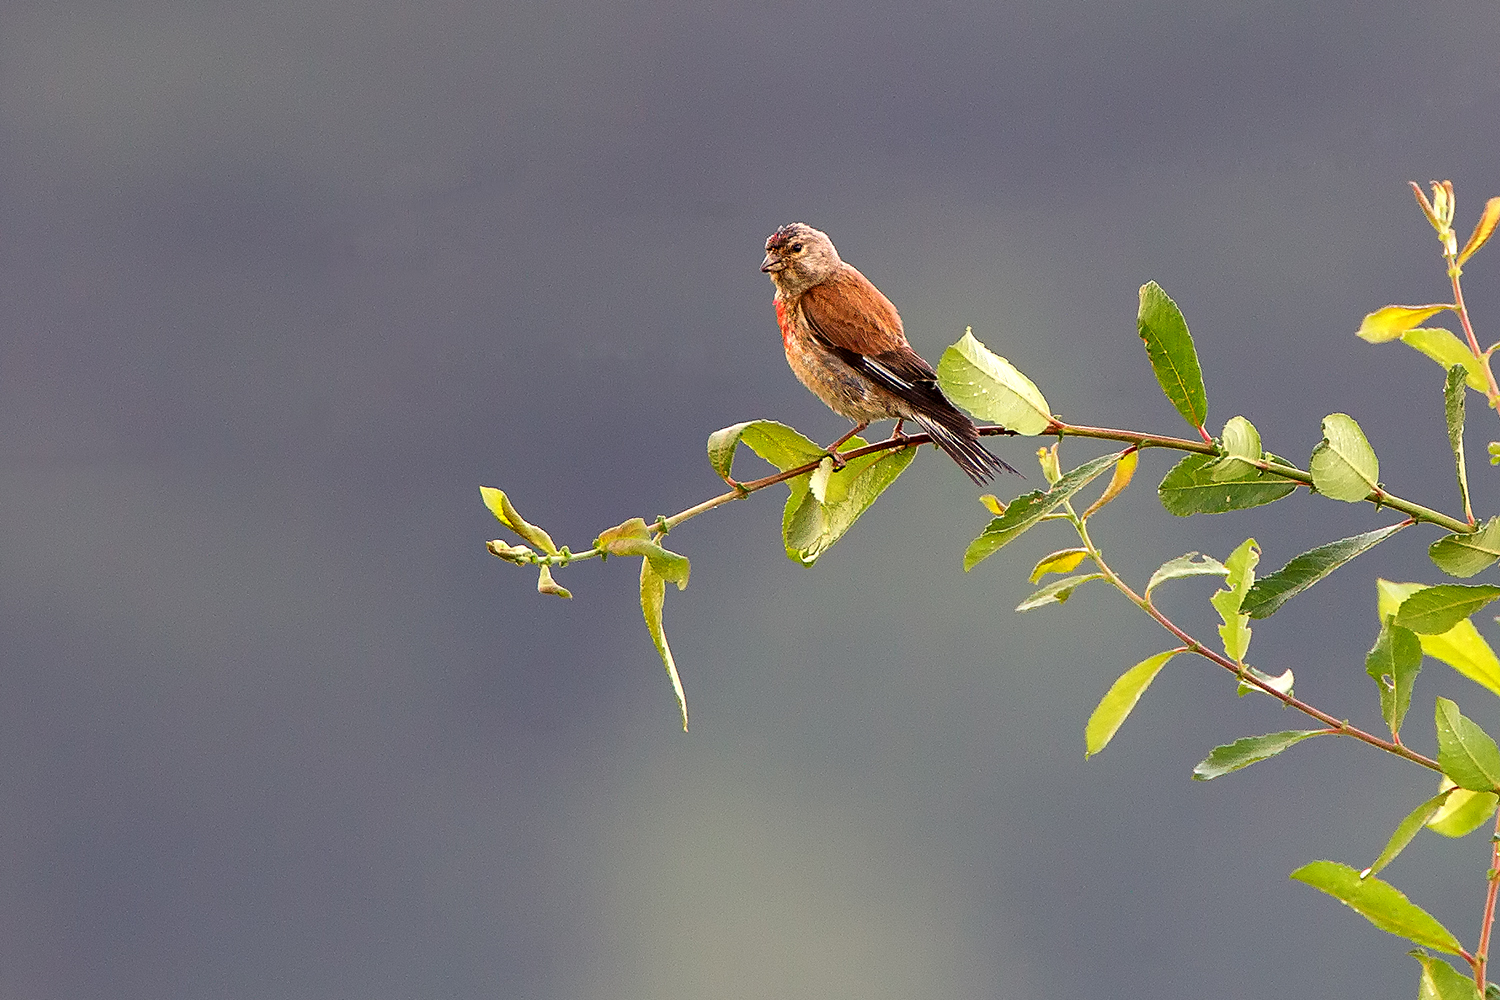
[1210,538,1259,662]
[1412,950,1484,1000]
[480,486,560,554]
[1029,548,1090,582]
[1192,730,1322,779]
[936,329,1053,435]
[1362,790,1456,878]
[1157,452,1297,516]
[1379,581,1500,697]
[1398,329,1489,392]
[707,420,825,481]
[1446,366,1474,525]
[1085,650,1181,758]
[1016,573,1106,611]
[782,441,917,565]
[640,558,688,732]
[1357,304,1452,343]
[1428,779,1499,838]
[963,452,1121,571]
[1366,618,1423,738]
[1210,415,1264,480]
[1397,584,1500,635]
[1458,196,1500,266]
[1435,697,1500,792]
[1243,523,1409,619]
[1144,552,1228,596]
[1080,448,1139,518]
[1309,413,1380,502]
[1430,518,1500,579]
[1290,861,1463,954]
[1137,281,1208,430]
[1491,442,1500,467]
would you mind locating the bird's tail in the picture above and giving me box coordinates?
[909,411,1020,485]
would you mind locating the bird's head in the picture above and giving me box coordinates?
[761,223,840,294]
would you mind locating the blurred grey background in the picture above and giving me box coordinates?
[4,1,1500,997]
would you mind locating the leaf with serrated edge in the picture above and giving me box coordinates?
[1458,196,1500,266]
[1397,584,1500,635]
[1430,519,1500,579]
[1137,282,1208,430]
[1412,950,1483,1000]
[1428,778,1499,838]
[1029,548,1089,582]
[1357,304,1452,343]
[640,558,688,731]
[1017,573,1105,612]
[1401,330,1489,392]
[1211,538,1259,662]
[964,453,1120,571]
[1192,730,1322,780]
[1244,523,1408,619]
[1309,413,1380,502]
[1446,366,1475,524]
[1157,452,1297,516]
[783,441,916,565]
[1435,697,1500,792]
[1379,580,1500,697]
[1362,790,1455,878]
[1145,552,1228,595]
[1085,650,1181,758]
[1366,618,1423,738]
[1290,861,1463,954]
[936,329,1052,435]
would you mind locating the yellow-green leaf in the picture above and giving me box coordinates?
[640,558,688,731]
[1357,304,1452,343]
[481,486,560,555]
[1399,328,1488,392]
[1457,196,1500,266]
[1290,861,1462,954]
[936,329,1053,435]
[1378,580,1500,698]
[1085,650,1181,758]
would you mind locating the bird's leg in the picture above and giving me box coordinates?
[824,421,870,471]
[889,419,910,442]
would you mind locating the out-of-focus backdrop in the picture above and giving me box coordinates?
[4,2,1500,996]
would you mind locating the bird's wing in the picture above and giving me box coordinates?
[798,265,910,356]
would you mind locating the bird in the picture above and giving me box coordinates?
[760,222,1017,484]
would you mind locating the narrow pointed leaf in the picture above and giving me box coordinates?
[936,329,1053,435]
[707,420,824,481]
[1366,618,1423,738]
[1081,448,1139,518]
[1137,282,1208,430]
[1428,779,1499,838]
[1244,523,1409,619]
[1446,365,1476,525]
[1157,452,1297,515]
[1430,519,1500,579]
[1412,950,1484,1000]
[1357,304,1452,342]
[1396,584,1500,635]
[1145,552,1228,595]
[1379,580,1500,697]
[1309,413,1380,502]
[1085,650,1181,758]
[1192,730,1322,779]
[783,440,916,565]
[1211,538,1259,662]
[1362,790,1455,878]
[480,486,560,554]
[1290,861,1463,954]
[640,558,688,731]
[1016,573,1106,611]
[1029,548,1090,582]
[1457,196,1500,265]
[964,452,1121,570]
[1400,330,1489,392]
[1434,697,1500,792]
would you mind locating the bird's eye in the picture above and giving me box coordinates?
[791,242,804,252]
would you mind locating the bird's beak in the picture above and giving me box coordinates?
[760,252,785,273]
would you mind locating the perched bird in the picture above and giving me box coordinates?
[761,223,1017,484]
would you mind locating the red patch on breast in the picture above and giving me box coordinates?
[774,299,792,348]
